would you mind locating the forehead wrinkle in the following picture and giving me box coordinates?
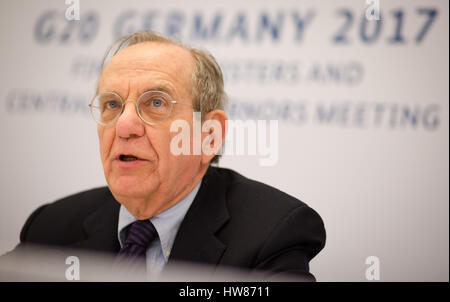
[100,70,183,100]
[99,42,194,100]
[102,50,191,78]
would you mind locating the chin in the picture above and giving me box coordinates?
[108,184,159,219]
[108,175,158,201]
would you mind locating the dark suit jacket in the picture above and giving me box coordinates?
[8,167,326,281]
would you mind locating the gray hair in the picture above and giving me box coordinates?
[98,31,227,163]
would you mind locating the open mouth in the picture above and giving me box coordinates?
[119,154,139,162]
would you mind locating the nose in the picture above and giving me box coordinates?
[115,100,145,139]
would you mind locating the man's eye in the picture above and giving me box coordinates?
[105,101,118,109]
[151,99,164,107]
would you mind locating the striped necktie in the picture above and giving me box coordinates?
[116,219,158,265]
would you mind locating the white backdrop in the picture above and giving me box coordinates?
[0,0,448,281]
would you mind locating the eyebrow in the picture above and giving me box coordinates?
[140,85,174,97]
[98,85,176,99]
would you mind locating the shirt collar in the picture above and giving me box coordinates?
[117,180,202,261]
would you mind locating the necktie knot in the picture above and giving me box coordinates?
[117,220,158,262]
[124,220,158,248]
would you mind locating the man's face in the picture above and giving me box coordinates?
[97,42,203,220]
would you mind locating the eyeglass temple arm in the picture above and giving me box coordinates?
[171,100,191,106]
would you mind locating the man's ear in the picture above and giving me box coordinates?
[201,110,228,165]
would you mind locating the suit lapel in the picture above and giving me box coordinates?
[70,190,121,254]
[169,167,230,271]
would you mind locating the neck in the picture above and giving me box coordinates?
[123,164,209,220]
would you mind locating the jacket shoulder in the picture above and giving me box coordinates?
[20,187,114,245]
[213,166,308,211]
[209,167,325,274]
[212,166,320,237]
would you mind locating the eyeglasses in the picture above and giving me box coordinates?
[88,90,190,126]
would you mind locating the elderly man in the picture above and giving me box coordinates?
[5,31,325,281]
